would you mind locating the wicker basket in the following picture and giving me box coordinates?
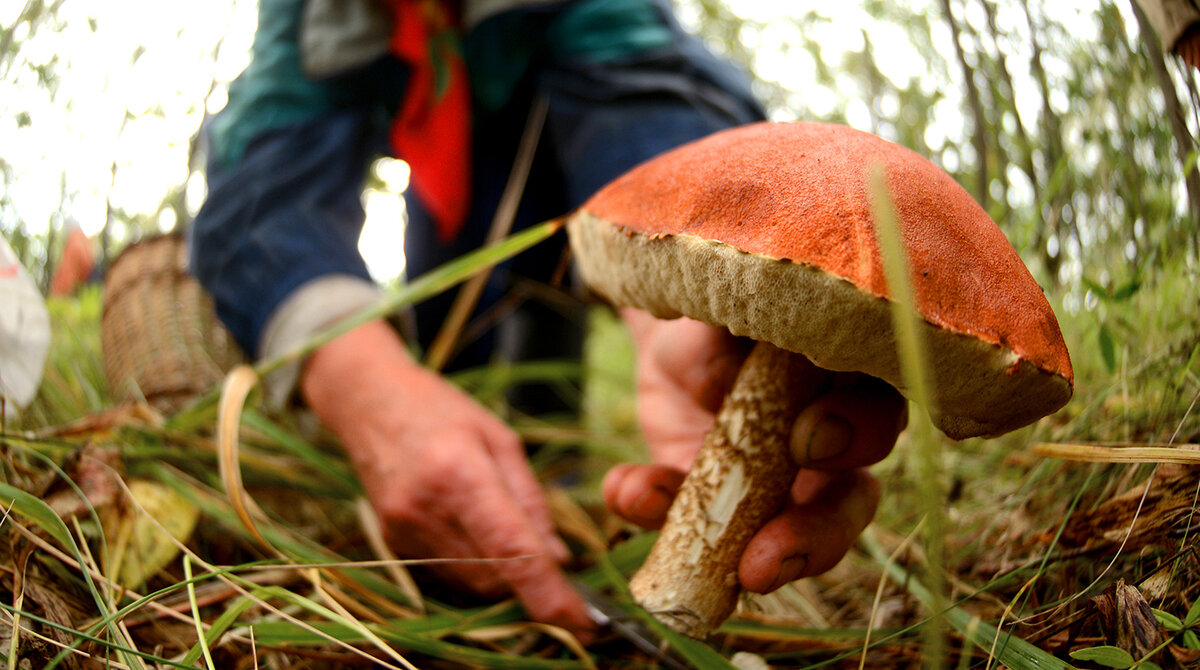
[101,233,243,411]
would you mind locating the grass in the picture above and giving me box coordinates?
[0,221,1196,668]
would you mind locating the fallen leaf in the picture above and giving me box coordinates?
[103,478,200,589]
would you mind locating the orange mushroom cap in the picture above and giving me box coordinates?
[568,121,1073,439]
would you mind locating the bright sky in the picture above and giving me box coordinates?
[0,0,1110,283]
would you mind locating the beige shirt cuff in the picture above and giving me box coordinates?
[257,275,383,408]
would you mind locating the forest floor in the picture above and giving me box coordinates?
[1,247,1197,669]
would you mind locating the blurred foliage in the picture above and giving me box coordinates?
[0,0,211,289]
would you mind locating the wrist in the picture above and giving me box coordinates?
[299,320,427,450]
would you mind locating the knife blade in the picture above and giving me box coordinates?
[572,580,691,670]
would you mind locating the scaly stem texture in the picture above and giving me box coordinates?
[630,342,811,637]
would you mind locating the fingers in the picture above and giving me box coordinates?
[368,425,591,635]
[480,422,570,562]
[304,325,590,636]
[622,310,747,415]
[738,469,881,593]
[789,375,907,471]
[602,463,685,529]
[637,316,747,414]
[451,463,595,638]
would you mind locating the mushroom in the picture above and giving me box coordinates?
[566,121,1073,637]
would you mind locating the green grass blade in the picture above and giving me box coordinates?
[248,621,586,669]
[870,164,948,668]
[183,555,217,670]
[179,595,259,666]
[0,481,77,550]
[146,463,421,606]
[242,586,585,670]
[0,600,195,669]
[257,218,565,378]
[861,529,1074,670]
[47,562,267,669]
[636,612,737,669]
[0,473,145,668]
[238,409,361,497]
[716,620,905,642]
[583,544,736,669]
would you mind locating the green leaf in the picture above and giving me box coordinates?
[1183,630,1200,650]
[1068,645,1134,668]
[1186,597,1200,628]
[106,479,200,589]
[0,481,77,552]
[1153,608,1183,630]
[1082,275,1108,300]
[1099,324,1117,373]
[1111,278,1141,302]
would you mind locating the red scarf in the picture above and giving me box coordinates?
[386,0,472,242]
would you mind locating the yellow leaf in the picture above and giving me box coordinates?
[105,479,200,589]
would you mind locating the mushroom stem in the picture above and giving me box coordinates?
[630,341,812,637]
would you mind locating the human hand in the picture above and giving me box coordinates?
[603,309,907,593]
[300,320,594,637]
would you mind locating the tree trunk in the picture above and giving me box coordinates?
[1130,0,1200,252]
[1019,0,1070,278]
[940,0,990,209]
[981,0,1041,221]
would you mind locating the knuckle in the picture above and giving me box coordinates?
[418,429,488,490]
[488,427,523,457]
[373,487,423,527]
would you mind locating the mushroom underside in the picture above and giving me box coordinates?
[567,210,1072,440]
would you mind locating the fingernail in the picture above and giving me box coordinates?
[769,554,809,592]
[549,536,571,563]
[801,415,853,462]
[629,484,674,523]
